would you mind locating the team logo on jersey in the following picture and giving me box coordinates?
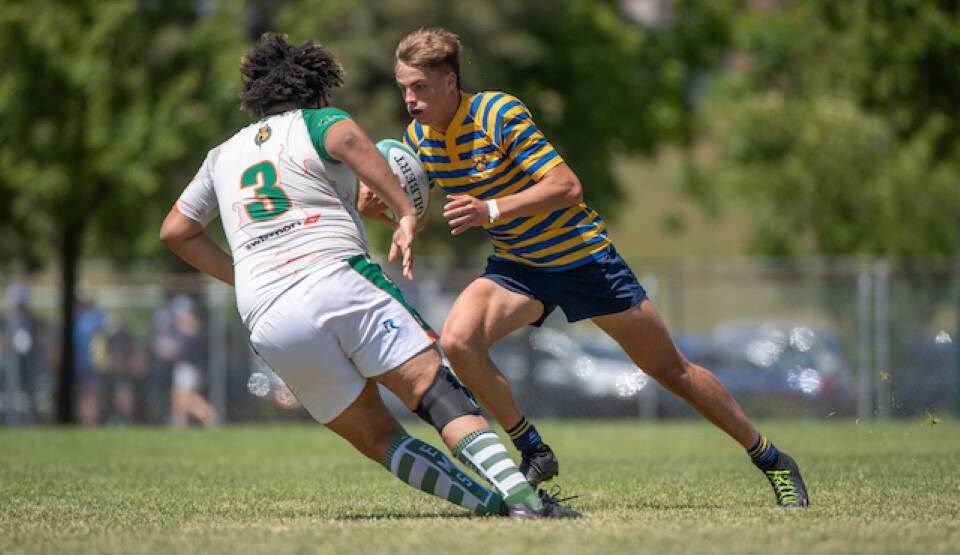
[473,154,493,172]
[255,124,271,146]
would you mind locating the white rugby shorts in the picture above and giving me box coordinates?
[172,362,200,391]
[248,255,437,424]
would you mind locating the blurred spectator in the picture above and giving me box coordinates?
[74,292,108,426]
[153,294,217,428]
[2,283,51,424]
[102,317,149,425]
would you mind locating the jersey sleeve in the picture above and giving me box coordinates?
[302,107,353,163]
[485,93,564,181]
[176,148,220,226]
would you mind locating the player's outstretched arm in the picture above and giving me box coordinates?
[493,162,582,220]
[326,120,418,278]
[443,163,582,235]
[160,207,235,285]
[326,121,415,222]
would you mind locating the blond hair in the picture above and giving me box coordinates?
[395,27,462,87]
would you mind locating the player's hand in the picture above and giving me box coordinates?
[443,194,489,235]
[389,214,417,280]
[357,182,388,217]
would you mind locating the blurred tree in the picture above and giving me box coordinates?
[0,0,248,423]
[688,3,960,417]
[276,0,731,263]
[0,0,767,422]
[697,0,960,260]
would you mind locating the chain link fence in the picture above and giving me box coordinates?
[2,256,956,426]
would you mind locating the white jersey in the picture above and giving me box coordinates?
[177,108,368,328]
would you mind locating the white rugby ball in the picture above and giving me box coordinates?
[376,138,431,221]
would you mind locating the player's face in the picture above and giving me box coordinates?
[395,62,458,129]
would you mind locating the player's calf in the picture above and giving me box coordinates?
[383,434,505,516]
[412,365,554,515]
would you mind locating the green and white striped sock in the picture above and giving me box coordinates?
[384,435,504,516]
[453,428,543,512]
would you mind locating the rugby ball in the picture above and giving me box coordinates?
[375,139,431,221]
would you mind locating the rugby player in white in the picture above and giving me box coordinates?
[160,33,578,518]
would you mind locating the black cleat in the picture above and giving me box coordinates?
[536,487,582,519]
[764,452,810,507]
[519,444,559,488]
[503,487,582,519]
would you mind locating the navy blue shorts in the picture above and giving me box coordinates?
[481,246,647,326]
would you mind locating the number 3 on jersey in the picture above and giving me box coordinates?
[240,161,291,221]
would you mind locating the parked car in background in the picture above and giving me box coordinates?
[664,320,856,418]
[486,327,655,419]
[383,319,855,420]
[891,331,955,416]
[498,319,855,419]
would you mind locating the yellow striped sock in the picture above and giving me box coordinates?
[747,435,769,458]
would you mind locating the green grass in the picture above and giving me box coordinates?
[2,420,959,555]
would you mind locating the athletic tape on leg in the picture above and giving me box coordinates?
[414,366,481,431]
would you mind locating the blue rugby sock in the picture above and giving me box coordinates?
[506,416,544,454]
[748,434,781,471]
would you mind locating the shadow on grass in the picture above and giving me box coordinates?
[333,512,478,521]
[616,502,726,511]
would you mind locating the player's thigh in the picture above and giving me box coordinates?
[330,256,438,380]
[249,295,367,425]
[325,379,405,462]
[442,277,543,348]
[313,259,445,410]
[591,297,687,376]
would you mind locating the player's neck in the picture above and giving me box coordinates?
[435,91,464,134]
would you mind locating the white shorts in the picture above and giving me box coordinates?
[173,362,200,391]
[248,256,436,424]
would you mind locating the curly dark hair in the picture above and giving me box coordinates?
[239,33,345,117]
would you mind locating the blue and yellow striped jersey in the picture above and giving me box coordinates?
[403,91,611,271]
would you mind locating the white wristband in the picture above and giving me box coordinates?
[486,199,501,223]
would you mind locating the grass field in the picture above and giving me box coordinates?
[2,420,958,555]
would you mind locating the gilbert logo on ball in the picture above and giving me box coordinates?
[375,139,431,221]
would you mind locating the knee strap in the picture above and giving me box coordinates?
[414,366,482,431]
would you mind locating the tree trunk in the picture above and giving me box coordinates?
[56,220,83,424]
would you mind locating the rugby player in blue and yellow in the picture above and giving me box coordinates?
[360,27,808,507]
